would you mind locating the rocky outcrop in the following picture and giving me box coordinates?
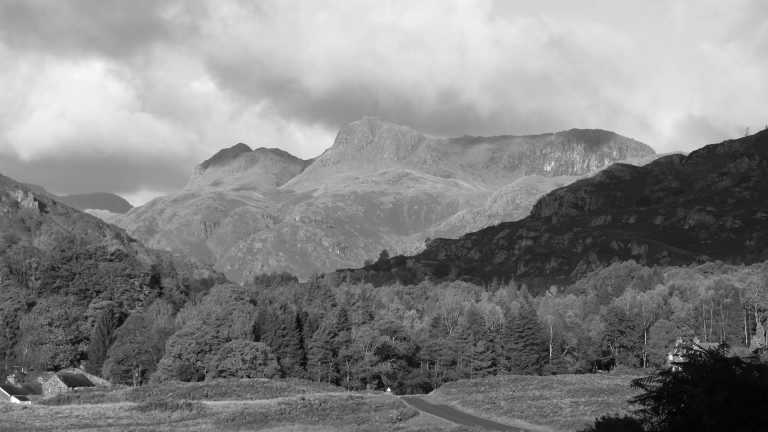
[354,129,768,292]
[115,118,655,283]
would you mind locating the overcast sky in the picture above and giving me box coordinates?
[0,0,766,205]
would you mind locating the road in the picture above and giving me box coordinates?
[400,396,531,431]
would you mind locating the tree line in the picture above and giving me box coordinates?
[2,230,768,393]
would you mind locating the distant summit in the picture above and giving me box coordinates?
[58,192,133,214]
[187,143,312,192]
[199,143,253,171]
[21,183,133,214]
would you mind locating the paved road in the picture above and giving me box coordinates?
[400,396,530,431]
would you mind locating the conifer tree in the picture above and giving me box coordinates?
[307,321,338,383]
[503,302,548,374]
[86,309,119,375]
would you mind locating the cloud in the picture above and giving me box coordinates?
[0,0,766,201]
[0,0,186,58]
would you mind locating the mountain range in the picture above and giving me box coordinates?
[352,128,768,292]
[112,117,655,283]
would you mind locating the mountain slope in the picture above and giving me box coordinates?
[352,130,768,291]
[115,118,655,282]
[0,172,220,300]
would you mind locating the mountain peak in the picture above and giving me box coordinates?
[287,119,655,192]
[199,143,253,171]
[187,143,310,191]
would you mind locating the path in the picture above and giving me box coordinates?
[401,396,533,431]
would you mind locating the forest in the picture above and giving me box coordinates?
[2,227,767,394]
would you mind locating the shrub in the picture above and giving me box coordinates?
[132,399,206,414]
[579,415,644,432]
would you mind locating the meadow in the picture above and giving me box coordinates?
[431,372,643,431]
[0,378,479,432]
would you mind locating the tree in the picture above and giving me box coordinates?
[85,302,125,376]
[153,284,258,382]
[601,304,644,367]
[257,305,305,377]
[377,249,390,263]
[631,348,768,432]
[102,300,175,385]
[646,319,678,368]
[17,296,87,370]
[0,285,27,374]
[206,340,280,379]
[503,302,547,374]
[306,321,338,384]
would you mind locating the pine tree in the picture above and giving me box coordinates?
[503,302,548,374]
[461,306,495,378]
[258,305,306,377]
[86,310,118,375]
[307,321,338,384]
[333,307,354,388]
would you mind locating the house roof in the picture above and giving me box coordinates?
[56,372,94,388]
[0,383,27,397]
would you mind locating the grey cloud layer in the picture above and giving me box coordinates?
[0,0,766,202]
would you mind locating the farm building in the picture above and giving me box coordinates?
[37,368,111,397]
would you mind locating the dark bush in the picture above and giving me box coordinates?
[579,415,645,432]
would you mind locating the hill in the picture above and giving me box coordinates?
[57,192,133,214]
[0,172,222,373]
[20,183,133,214]
[115,118,655,282]
[351,129,768,291]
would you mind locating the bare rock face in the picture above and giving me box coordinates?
[115,118,655,283]
[355,129,768,292]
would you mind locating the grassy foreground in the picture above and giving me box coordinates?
[431,373,642,432]
[0,378,480,432]
[38,378,341,405]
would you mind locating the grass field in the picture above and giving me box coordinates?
[38,377,342,405]
[431,373,643,432]
[1,378,482,432]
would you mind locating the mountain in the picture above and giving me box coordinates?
[0,172,220,299]
[186,143,312,191]
[57,193,133,214]
[351,129,768,292]
[19,183,133,214]
[115,118,655,283]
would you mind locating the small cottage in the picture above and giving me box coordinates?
[37,368,111,397]
[667,337,721,371]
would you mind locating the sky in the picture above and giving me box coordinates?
[0,0,766,205]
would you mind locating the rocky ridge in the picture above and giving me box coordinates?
[353,129,768,291]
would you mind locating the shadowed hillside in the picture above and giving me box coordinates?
[349,129,768,291]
